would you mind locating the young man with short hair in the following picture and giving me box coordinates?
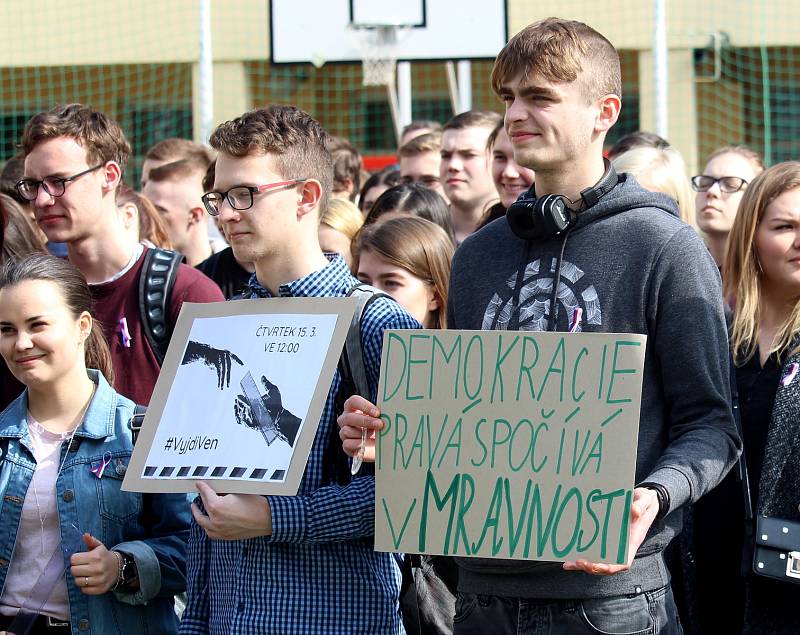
[399,119,443,148]
[398,132,448,202]
[20,104,224,405]
[140,137,215,189]
[440,110,502,242]
[143,158,219,266]
[326,135,363,202]
[341,18,740,634]
[178,105,418,635]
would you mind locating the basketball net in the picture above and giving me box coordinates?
[355,25,408,86]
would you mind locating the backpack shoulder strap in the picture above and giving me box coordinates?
[340,283,389,398]
[130,404,147,445]
[323,283,391,485]
[138,248,183,366]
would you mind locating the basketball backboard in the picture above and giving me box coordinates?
[270,0,508,66]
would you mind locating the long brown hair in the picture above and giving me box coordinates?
[0,193,47,261]
[0,253,114,383]
[117,184,172,249]
[354,217,454,329]
[724,161,800,363]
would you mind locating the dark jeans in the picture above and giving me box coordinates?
[453,584,682,635]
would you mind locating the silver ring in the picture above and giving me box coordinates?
[84,576,90,587]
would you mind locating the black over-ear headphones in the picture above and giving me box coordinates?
[507,158,620,240]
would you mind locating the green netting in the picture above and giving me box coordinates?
[1,1,799,182]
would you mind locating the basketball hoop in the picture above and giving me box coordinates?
[353,25,410,86]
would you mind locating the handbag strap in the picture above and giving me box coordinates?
[730,351,754,521]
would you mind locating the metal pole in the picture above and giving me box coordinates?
[760,45,772,165]
[198,0,223,242]
[198,0,213,145]
[445,62,459,115]
[760,0,772,164]
[653,0,668,139]
[397,61,413,130]
[386,82,402,147]
[457,60,472,112]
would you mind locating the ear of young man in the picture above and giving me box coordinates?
[100,161,123,195]
[296,179,324,221]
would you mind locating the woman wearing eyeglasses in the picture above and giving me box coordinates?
[0,253,189,635]
[692,146,764,270]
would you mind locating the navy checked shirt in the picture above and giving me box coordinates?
[179,254,419,635]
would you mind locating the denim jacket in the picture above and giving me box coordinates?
[0,371,190,634]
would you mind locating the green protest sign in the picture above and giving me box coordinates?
[374,330,646,564]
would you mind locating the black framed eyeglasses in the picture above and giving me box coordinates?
[15,164,105,201]
[201,179,308,217]
[690,175,748,193]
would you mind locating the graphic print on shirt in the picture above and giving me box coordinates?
[482,258,602,332]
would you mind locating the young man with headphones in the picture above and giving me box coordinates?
[340,17,740,635]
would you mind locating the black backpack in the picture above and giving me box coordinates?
[324,284,458,635]
[324,283,388,485]
[138,248,183,366]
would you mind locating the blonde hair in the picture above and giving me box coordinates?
[612,146,695,227]
[705,145,764,175]
[320,198,364,240]
[724,161,800,363]
[398,132,442,157]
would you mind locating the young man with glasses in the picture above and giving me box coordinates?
[692,146,765,269]
[19,104,224,405]
[340,18,741,634]
[178,105,418,635]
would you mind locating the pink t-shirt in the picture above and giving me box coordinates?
[0,414,71,621]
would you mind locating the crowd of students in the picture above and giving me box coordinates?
[0,15,797,635]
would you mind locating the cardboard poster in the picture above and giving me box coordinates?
[123,297,357,495]
[374,330,647,564]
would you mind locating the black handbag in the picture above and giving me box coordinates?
[752,515,800,584]
[731,355,800,585]
[400,554,458,635]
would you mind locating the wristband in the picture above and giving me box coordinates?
[111,551,125,591]
[637,482,670,521]
[111,551,138,591]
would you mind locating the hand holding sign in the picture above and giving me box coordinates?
[191,481,272,540]
[562,487,659,575]
[337,395,384,463]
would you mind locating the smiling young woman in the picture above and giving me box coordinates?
[476,122,537,231]
[0,253,190,635]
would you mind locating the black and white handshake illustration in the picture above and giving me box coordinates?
[181,340,302,447]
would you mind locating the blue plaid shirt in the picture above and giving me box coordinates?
[179,255,419,635]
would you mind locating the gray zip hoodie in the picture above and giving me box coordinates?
[447,174,741,598]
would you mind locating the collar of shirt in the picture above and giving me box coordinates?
[245,254,351,299]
